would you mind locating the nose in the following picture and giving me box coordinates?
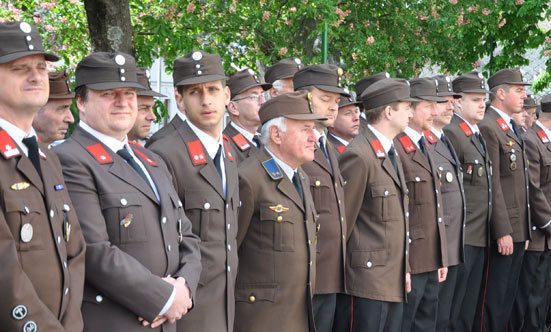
[64,109,75,124]
[145,108,156,121]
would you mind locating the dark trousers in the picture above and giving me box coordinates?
[473,242,525,332]
[313,293,336,332]
[333,294,403,332]
[401,270,439,332]
[436,264,459,331]
[448,245,486,332]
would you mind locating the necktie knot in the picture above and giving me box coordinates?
[116,147,133,161]
[117,147,154,192]
[253,134,262,148]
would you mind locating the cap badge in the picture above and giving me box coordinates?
[247,68,255,76]
[294,58,301,64]
[114,54,126,66]
[307,92,314,113]
[192,51,203,61]
[385,72,390,78]
[478,72,484,79]
[19,22,32,33]
[145,69,151,78]
[337,67,344,76]
[344,87,350,94]
[446,76,451,82]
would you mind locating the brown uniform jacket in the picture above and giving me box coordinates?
[223,122,259,164]
[54,127,201,332]
[424,130,466,266]
[0,127,86,332]
[339,127,409,302]
[235,147,317,332]
[443,115,492,247]
[301,136,346,295]
[394,132,447,273]
[148,120,239,332]
[522,122,551,251]
[479,107,531,242]
[327,133,347,155]
[145,115,185,148]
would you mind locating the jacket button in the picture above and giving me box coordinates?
[315,180,321,186]
[438,217,442,223]
[50,209,55,218]
[63,204,70,212]
[96,295,103,303]
[167,244,172,252]
[204,202,210,210]
[384,190,389,196]
[533,226,537,231]
[120,198,127,206]
[277,216,283,222]
[249,295,256,303]
[366,261,373,268]
[162,217,167,224]
[415,176,421,182]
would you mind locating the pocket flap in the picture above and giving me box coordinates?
[370,185,397,198]
[350,250,388,268]
[4,194,42,213]
[235,283,278,303]
[99,192,141,209]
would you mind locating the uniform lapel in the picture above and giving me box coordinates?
[313,145,332,173]
[277,175,305,212]
[433,139,458,166]
[15,154,44,195]
[412,147,432,172]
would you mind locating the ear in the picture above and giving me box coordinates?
[269,125,282,145]
[269,87,278,98]
[75,95,86,118]
[497,88,506,101]
[223,85,231,106]
[382,105,393,121]
[227,101,240,117]
[174,87,186,113]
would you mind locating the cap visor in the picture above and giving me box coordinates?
[0,51,59,64]
[460,89,489,94]
[399,97,421,103]
[284,114,328,121]
[232,83,272,98]
[315,85,352,97]
[86,81,146,90]
[416,95,448,103]
[339,101,362,108]
[506,81,531,86]
[437,92,462,98]
[175,74,228,86]
[137,90,166,97]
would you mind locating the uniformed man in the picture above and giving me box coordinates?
[425,75,466,332]
[235,91,322,332]
[127,67,166,142]
[32,70,75,146]
[148,50,239,332]
[264,57,303,98]
[473,68,531,332]
[524,94,538,130]
[327,96,362,154]
[443,71,492,331]
[0,21,86,332]
[224,68,271,163]
[395,77,448,332]
[335,78,414,332]
[512,108,529,132]
[510,94,551,331]
[53,52,202,331]
[293,64,350,332]
[355,72,392,133]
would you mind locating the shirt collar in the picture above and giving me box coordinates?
[454,112,480,134]
[230,121,257,146]
[404,126,424,148]
[368,124,394,153]
[431,127,443,139]
[79,121,128,153]
[536,120,551,139]
[490,105,513,126]
[176,111,187,122]
[329,133,349,146]
[0,117,38,156]
[265,147,296,182]
[186,119,224,159]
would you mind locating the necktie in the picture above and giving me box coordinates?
[213,145,223,178]
[117,148,153,191]
[319,135,332,170]
[22,136,42,178]
[388,145,399,174]
[474,132,486,155]
[292,171,304,202]
[510,119,523,146]
[418,136,430,161]
[440,133,458,163]
[252,135,262,148]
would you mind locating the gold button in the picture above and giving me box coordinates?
[335,182,338,187]
[338,199,341,204]
[249,295,256,303]
[309,261,313,266]
[341,217,344,222]
[342,235,345,240]
[277,216,283,222]
[315,180,321,186]
[308,240,312,245]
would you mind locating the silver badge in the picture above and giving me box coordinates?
[192,51,203,61]
[114,54,126,66]
[435,79,439,87]
[344,87,350,94]
[446,172,454,183]
[23,321,37,332]
[146,69,150,78]
[478,72,484,79]
[385,72,390,78]
[247,68,255,76]
[12,305,27,320]
[19,22,32,34]
[20,223,33,243]
[195,64,201,69]
[294,58,301,64]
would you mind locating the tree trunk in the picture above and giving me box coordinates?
[83,0,134,55]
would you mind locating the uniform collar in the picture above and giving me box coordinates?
[329,132,349,146]
[454,112,480,134]
[404,126,424,148]
[230,121,258,147]
[490,105,512,126]
[176,111,187,122]
[79,121,128,153]
[186,119,224,159]
[0,117,38,156]
[536,120,551,139]
[430,127,443,139]
[265,146,296,182]
[368,124,393,153]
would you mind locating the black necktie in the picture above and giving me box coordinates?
[252,135,262,148]
[388,144,399,174]
[292,171,303,202]
[474,132,486,155]
[213,145,223,178]
[22,136,42,178]
[319,136,328,158]
[117,148,153,191]
[510,119,523,146]
[418,136,429,161]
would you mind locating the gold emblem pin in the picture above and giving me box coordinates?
[337,67,344,76]
[510,162,517,170]
[269,204,289,213]
[11,182,30,190]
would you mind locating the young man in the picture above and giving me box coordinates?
[148,50,239,332]
[327,96,361,154]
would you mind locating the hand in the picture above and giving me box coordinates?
[497,235,514,256]
[406,273,411,294]
[138,316,167,328]
[525,240,530,250]
[162,277,192,324]
[438,267,448,283]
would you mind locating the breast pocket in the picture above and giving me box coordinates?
[4,192,45,251]
[184,191,223,241]
[260,204,295,252]
[370,185,400,222]
[541,158,551,182]
[99,192,148,244]
[406,172,432,205]
[309,177,332,214]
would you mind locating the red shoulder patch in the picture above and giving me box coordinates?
[128,140,145,148]
[496,118,510,131]
[399,135,416,153]
[459,122,473,136]
[231,133,251,151]
[538,130,550,144]
[187,140,207,165]
[423,130,437,143]
[0,130,20,159]
[337,145,346,154]
[132,148,157,166]
[86,143,113,164]
[370,140,386,158]
[223,140,234,161]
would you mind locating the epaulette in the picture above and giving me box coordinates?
[0,130,20,159]
[538,130,550,144]
[398,135,416,153]
[496,118,510,131]
[459,122,473,136]
[231,133,251,151]
[370,140,385,158]
[86,143,113,164]
[187,140,207,165]
[128,140,145,148]
[132,148,157,166]
[262,158,283,180]
[423,130,437,144]
[337,145,346,154]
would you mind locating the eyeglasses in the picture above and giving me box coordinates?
[233,94,265,103]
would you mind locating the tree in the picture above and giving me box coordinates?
[84,0,134,54]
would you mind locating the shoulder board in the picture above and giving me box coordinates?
[86,143,113,163]
[538,130,550,144]
[223,140,234,161]
[231,133,251,151]
[370,140,386,158]
[132,148,157,166]
[398,135,416,153]
[262,158,283,180]
[459,122,473,136]
[496,117,510,131]
[337,145,346,154]
[128,140,145,148]
[423,130,437,143]
[187,140,207,165]
[0,130,20,159]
